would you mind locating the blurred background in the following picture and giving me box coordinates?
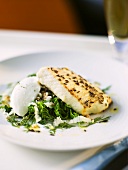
[0,0,107,36]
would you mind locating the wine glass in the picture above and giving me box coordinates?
[104,0,128,64]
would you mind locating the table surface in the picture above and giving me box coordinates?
[0,29,115,170]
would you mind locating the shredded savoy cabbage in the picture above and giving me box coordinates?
[0,79,111,136]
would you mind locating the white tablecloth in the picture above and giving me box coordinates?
[0,29,112,170]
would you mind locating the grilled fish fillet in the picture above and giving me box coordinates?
[37,67,112,116]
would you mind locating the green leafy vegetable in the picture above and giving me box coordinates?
[45,116,111,135]
[7,114,20,127]
[0,104,12,113]
[83,116,111,127]
[45,122,76,136]
[0,95,2,101]
[0,95,2,104]
[102,85,111,93]
[52,97,79,120]
[4,105,12,113]
[0,80,111,136]
[7,111,36,130]
[27,73,36,77]
[6,96,79,133]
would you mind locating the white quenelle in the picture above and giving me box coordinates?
[10,77,41,117]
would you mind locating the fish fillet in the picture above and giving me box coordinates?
[37,67,112,116]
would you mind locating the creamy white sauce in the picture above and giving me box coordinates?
[53,115,91,127]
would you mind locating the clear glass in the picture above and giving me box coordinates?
[104,0,128,64]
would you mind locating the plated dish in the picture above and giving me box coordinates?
[0,51,128,151]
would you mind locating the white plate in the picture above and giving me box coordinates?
[0,51,128,151]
